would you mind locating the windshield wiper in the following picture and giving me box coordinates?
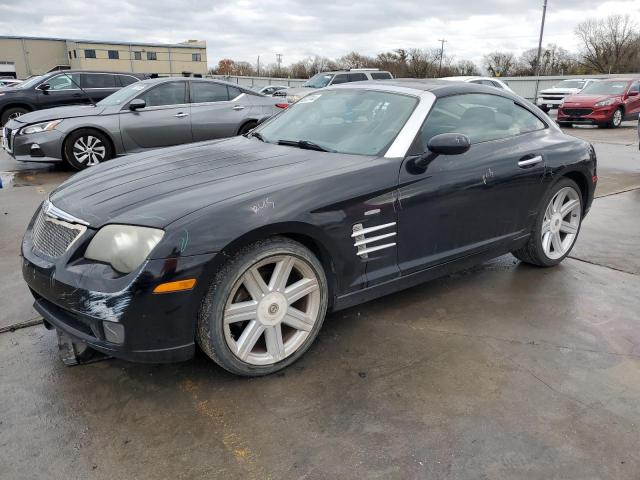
[248,131,265,142]
[277,139,335,152]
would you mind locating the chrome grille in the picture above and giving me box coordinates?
[32,207,86,258]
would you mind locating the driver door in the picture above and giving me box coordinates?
[119,81,193,152]
[36,73,85,108]
[397,93,549,273]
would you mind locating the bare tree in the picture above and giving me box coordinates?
[575,14,640,73]
[516,44,580,75]
[337,52,375,70]
[482,51,516,77]
[452,60,481,76]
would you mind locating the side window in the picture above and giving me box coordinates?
[83,74,116,88]
[118,75,139,86]
[227,86,242,99]
[349,73,367,82]
[331,74,349,85]
[629,81,640,93]
[190,82,229,103]
[137,82,187,107]
[419,93,546,145]
[46,73,81,90]
[371,72,392,80]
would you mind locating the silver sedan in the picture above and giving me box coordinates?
[2,77,285,170]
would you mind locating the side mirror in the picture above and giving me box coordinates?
[427,133,471,155]
[628,90,639,97]
[39,83,51,92]
[129,98,146,111]
[410,133,471,171]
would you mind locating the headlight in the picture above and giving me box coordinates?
[85,225,164,274]
[595,98,616,107]
[20,119,62,135]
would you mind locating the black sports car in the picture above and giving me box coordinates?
[22,80,597,376]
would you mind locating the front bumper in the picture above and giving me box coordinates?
[536,98,563,109]
[2,123,65,162]
[22,218,217,363]
[557,106,617,125]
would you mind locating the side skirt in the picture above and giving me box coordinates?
[332,237,529,312]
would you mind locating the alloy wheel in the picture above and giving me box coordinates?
[8,112,23,121]
[612,109,623,127]
[541,186,581,260]
[73,135,107,166]
[223,255,321,365]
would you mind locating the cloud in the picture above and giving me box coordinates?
[1,0,639,68]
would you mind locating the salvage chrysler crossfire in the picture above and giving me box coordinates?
[22,80,597,376]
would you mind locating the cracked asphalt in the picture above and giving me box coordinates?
[1,120,639,479]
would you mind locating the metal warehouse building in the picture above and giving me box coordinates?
[0,36,208,79]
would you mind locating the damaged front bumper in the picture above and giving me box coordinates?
[22,227,216,364]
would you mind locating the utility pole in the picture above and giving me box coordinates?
[437,39,447,77]
[535,0,548,76]
[276,53,283,74]
[257,55,260,76]
[533,0,548,103]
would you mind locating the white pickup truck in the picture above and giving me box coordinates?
[536,79,599,112]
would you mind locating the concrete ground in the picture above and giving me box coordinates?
[1,120,639,479]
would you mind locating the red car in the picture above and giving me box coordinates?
[558,78,640,128]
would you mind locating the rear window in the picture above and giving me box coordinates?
[83,74,116,88]
[371,72,392,80]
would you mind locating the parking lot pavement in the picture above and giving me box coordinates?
[1,124,639,479]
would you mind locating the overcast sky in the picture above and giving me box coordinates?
[1,0,639,68]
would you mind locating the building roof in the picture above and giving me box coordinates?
[0,35,206,50]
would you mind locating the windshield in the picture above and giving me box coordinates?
[97,82,148,106]
[553,80,587,90]
[254,89,418,156]
[14,75,45,90]
[580,80,629,96]
[303,73,334,88]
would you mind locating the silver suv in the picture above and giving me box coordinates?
[285,69,393,103]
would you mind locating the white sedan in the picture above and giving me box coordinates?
[441,76,515,94]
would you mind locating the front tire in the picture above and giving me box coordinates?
[1,106,29,126]
[512,178,583,267]
[608,107,623,128]
[238,121,257,136]
[63,129,113,170]
[197,237,329,376]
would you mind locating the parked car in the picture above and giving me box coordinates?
[0,70,149,126]
[254,85,288,96]
[2,77,285,169]
[440,76,515,93]
[536,79,599,113]
[557,78,640,128]
[285,69,393,103]
[0,78,22,88]
[21,80,596,375]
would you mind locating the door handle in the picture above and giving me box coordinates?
[174,112,189,118]
[518,155,543,168]
[232,105,245,111]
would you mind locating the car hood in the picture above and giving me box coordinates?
[539,87,581,95]
[562,94,619,105]
[285,87,319,99]
[50,136,368,229]
[14,105,106,125]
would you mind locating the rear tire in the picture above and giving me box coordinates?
[63,129,113,170]
[512,178,583,267]
[1,106,29,126]
[197,237,329,376]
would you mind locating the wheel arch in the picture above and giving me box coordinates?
[560,169,590,212]
[207,222,339,307]
[61,126,117,160]
[236,119,259,135]
[1,102,35,117]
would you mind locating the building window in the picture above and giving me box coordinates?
[85,49,96,59]
[68,52,72,60]
[133,51,142,60]
[147,51,157,60]
[192,53,202,62]
[108,50,119,60]
[73,50,77,59]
